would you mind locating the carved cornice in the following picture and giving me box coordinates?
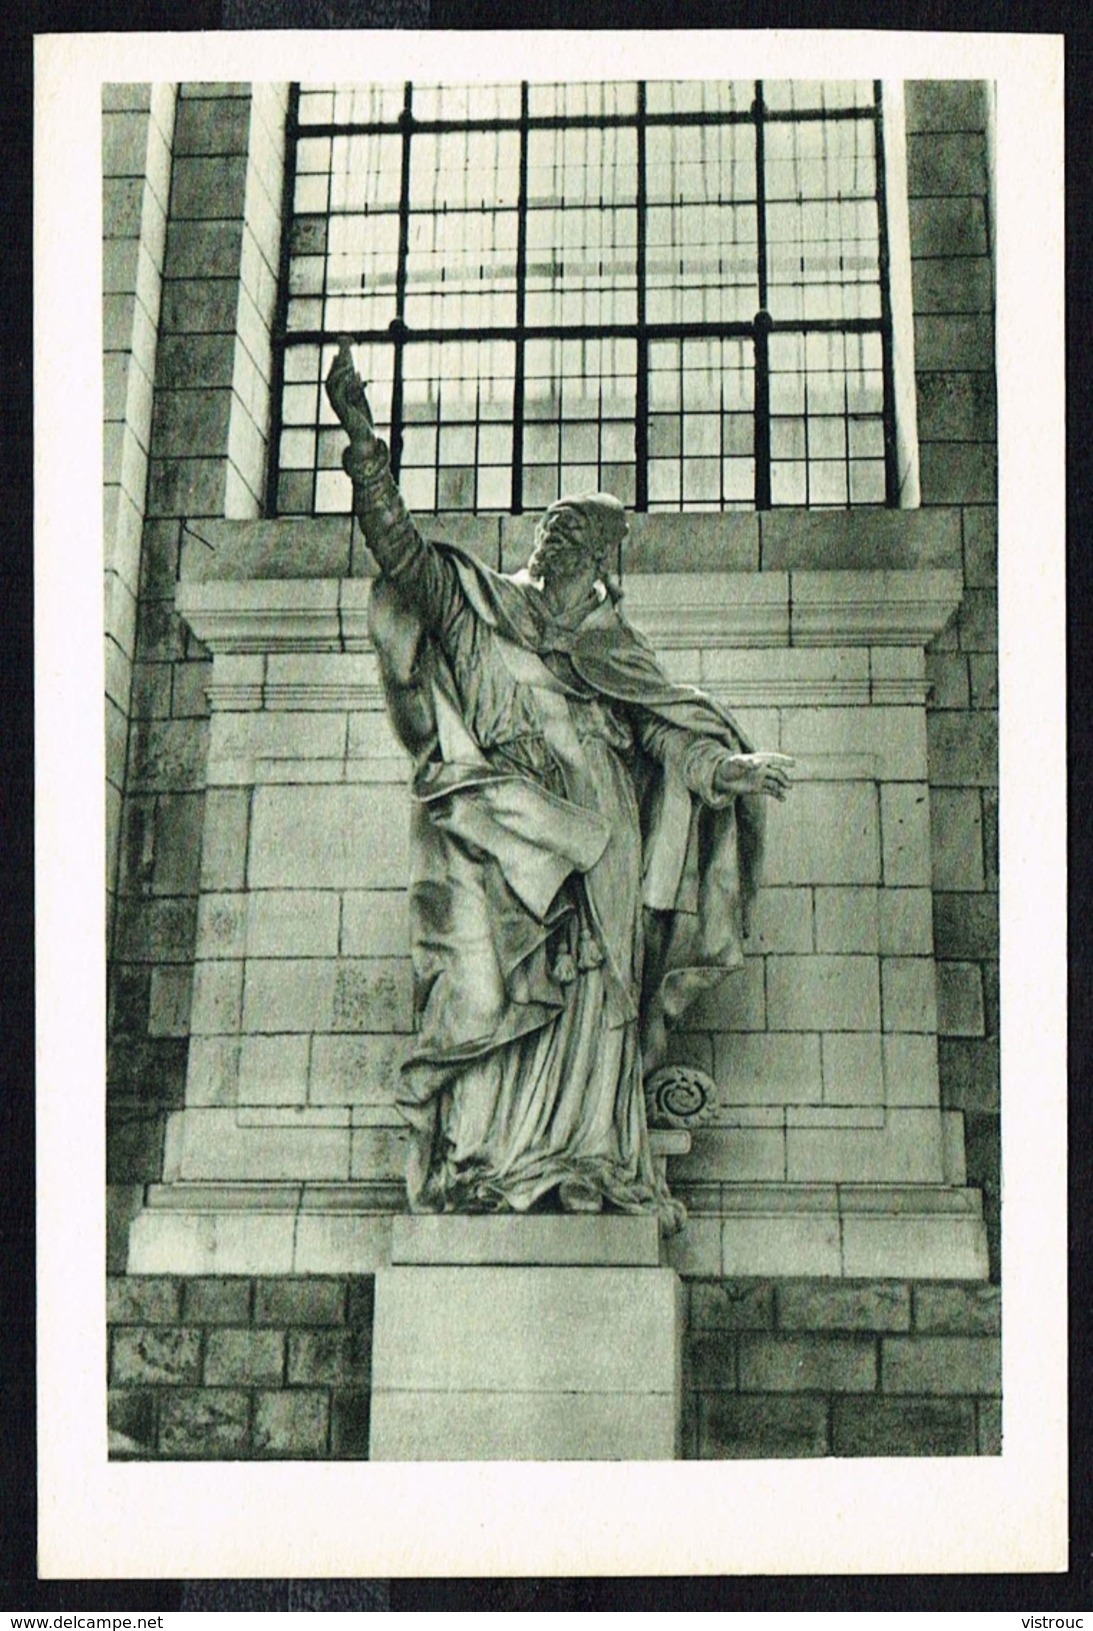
[178,568,963,662]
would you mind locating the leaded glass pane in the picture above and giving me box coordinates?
[276,77,893,515]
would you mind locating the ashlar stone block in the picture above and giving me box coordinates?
[238,1035,310,1106]
[814,887,879,954]
[879,888,935,955]
[246,890,340,957]
[786,1109,945,1184]
[249,784,410,889]
[763,783,880,886]
[880,784,933,887]
[308,1033,408,1107]
[881,957,939,1034]
[766,955,881,1033]
[712,1032,822,1107]
[821,1033,884,1106]
[883,1033,941,1107]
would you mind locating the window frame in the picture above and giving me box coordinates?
[267,78,901,517]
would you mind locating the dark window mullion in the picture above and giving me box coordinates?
[634,81,649,519]
[389,81,413,479]
[266,83,301,517]
[873,79,899,506]
[753,81,772,510]
[511,83,530,515]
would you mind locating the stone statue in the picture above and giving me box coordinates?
[326,341,793,1231]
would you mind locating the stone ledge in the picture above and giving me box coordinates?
[177,567,964,657]
[128,1182,989,1279]
[391,1214,661,1267]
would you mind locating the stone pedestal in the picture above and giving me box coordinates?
[369,1217,684,1461]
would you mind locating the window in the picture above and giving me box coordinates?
[271,79,899,517]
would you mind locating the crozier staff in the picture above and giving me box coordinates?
[326,340,793,1231]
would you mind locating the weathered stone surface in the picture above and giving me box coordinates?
[241,959,335,1034]
[392,1215,660,1267]
[878,889,934,956]
[938,1038,1000,1112]
[963,507,997,588]
[238,1035,310,1106]
[254,1391,330,1456]
[204,1328,284,1385]
[956,588,998,653]
[930,789,985,891]
[977,1399,1002,1454]
[917,373,996,444]
[881,957,938,1033]
[926,652,970,710]
[927,713,998,786]
[158,1388,250,1457]
[914,1283,1000,1335]
[747,888,813,953]
[332,959,414,1033]
[907,130,989,197]
[882,1336,1000,1396]
[936,962,986,1036]
[883,1033,940,1108]
[249,785,410,889]
[904,81,988,134]
[108,1388,158,1456]
[112,1326,202,1385]
[689,1279,775,1332]
[254,1278,346,1326]
[331,1390,371,1458]
[107,1276,181,1325]
[720,1214,842,1279]
[762,784,881,886]
[200,788,250,892]
[775,1281,910,1332]
[371,1391,678,1461]
[738,1335,877,1393]
[831,1396,977,1456]
[933,892,998,959]
[909,196,989,260]
[814,887,878,954]
[914,315,995,373]
[106,1108,168,1184]
[182,1277,252,1325]
[148,967,193,1037]
[287,1329,371,1386]
[698,1394,828,1459]
[758,508,961,572]
[821,1033,884,1107]
[767,955,881,1033]
[712,1032,822,1107]
[373,1267,681,1394]
[920,444,997,506]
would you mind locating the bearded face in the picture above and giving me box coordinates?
[526,507,599,591]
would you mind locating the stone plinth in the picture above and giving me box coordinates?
[370,1218,684,1461]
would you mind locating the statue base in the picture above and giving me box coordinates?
[369,1215,684,1461]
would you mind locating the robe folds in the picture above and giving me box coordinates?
[366,535,765,1231]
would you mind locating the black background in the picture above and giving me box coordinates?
[3,0,1089,1611]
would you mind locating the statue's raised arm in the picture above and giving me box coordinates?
[326,338,379,454]
[324,341,460,633]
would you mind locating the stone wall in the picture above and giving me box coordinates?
[907,82,1000,1277]
[107,83,288,1267]
[108,1273,1000,1459]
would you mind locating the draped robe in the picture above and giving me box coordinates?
[352,460,764,1230]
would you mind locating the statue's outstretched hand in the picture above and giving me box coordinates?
[325,337,378,450]
[714,752,795,802]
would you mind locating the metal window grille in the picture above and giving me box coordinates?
[269,79,897,517]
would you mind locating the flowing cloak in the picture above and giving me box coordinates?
[368,539,766,1188]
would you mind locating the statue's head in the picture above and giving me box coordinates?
[527,493,628,591]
